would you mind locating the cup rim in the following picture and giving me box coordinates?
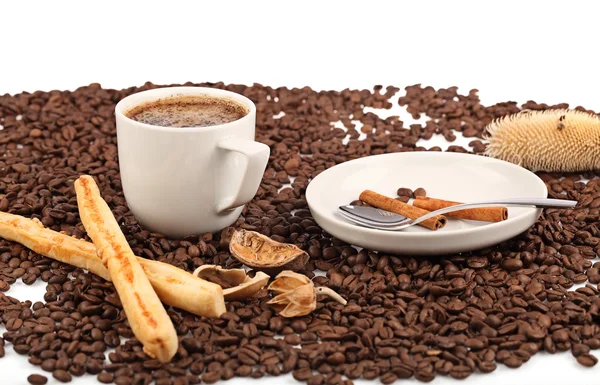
[114,86,256,132]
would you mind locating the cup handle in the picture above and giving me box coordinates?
[216,137,270,213]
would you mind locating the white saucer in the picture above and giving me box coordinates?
[306,152,547,255]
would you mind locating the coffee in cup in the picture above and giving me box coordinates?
[125,95,249,128]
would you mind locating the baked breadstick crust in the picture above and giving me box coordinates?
[75,175,178,362]
[0,212,111,280]
[0,210,226,318]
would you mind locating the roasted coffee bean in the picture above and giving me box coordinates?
[0,280,10,291]
[27,374,48,385]
[6,317,23,331]
[56,357,70,371]
[503,355,522,368]
[52,370,72,383]
[577,353,598,367]
[202,371,221,384]
[572,343,590,357]
[86,359,103,375]
[449,365,471,379]
[307,374,324,385]
[291,320,307,333]
[380,372,397,384]
[236,365,253,377]
[41,359,56,372]
[478,361,496,373]
[293,368,312,381]
[501,258,523,271]
[327,352,345,365]
[115,376,133,385]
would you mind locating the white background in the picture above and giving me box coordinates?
[1,1,600,384]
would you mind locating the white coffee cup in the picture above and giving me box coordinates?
[115,86,270,238]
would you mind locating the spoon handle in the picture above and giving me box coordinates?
[412,198,578,226]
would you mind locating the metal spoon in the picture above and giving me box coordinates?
[338,198,578,231]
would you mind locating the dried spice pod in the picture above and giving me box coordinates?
[267,271,347,317]
[229,229,309,274]
[194,265,270,301]
[484,109,600,172]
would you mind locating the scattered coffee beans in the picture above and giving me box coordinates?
[0,81,599,385]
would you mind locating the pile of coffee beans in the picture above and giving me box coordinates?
[1,81,600,384]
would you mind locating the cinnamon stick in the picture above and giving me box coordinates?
[359,190,447,230]
[413,196,508,222]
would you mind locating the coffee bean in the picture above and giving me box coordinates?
[41,359,56,372]
[552,329,569,343]
[327,352,345,365]
[115,376,133,385]
[413,188,427,197]
[86,359,103,375]
[378,347,398,358]
[69,364,86,377]
[291,320,307,333]
[307,374,324,385]
[27,374,48,385]
[577,353,598,367]
[293,368,312,381]
[0,280,10,291]
[380,372,397,384]
[449,365,472,379]
[56,357,70,371]
[202,371,221,384]
[6,317,23,331]
[396,188,413,197]
[284,334,302,345]
[236,365,253,377]
[478,361,496,373]
[501,258,523,271]
[52,370,72,383]
[504,355,522,368]
[572,343,590,357]
[467,256,488,269]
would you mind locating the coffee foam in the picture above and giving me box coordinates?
[125,95,248,128]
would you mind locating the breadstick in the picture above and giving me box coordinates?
[139,258,227,318]
[0,210,226,318]
[0,212,111,280]
[74,175,177,362]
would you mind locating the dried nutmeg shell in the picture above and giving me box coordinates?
[267,271,347,318]
[484,109,600,172]
[229,229,309,274]
[193,265,270,301]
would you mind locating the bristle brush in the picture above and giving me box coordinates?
[484,109,600,172]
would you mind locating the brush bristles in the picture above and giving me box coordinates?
[484,109,600,172]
